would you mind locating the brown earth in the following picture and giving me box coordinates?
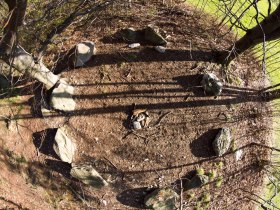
[0,2,273,210]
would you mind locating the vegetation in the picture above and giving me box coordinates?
[0,0,280,209]
[190,0,280,208]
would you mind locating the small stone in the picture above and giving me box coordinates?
[6,118,17,132]
[154,46,166,53]
[128,43,140,48]
[201,72,223,96]
[130,109,150,130]
[186,174,209,190]
[70,164,108,188]
[53,127,76,163]
[144,188,179,210]
[133,121,142,130]
[101,199,107,206]
[235,149,243,161]
[212,128,232,157]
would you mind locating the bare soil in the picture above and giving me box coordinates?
[0,2,272,210]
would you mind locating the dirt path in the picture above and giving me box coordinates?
[0,2,272,209]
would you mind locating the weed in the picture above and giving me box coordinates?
[215,176,223,188]
[231,139,237,152]
[207,169,217,180]
[196,168,205,175]
[201,193,211,203]
[214,161,224,169]
[186,192,195,200]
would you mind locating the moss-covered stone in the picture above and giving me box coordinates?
[144,188,179,210]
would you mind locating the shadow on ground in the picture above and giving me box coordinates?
[190,129,219,157]
[116,187,156,209]
[33,128,59,159]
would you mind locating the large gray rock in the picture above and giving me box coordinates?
[186,174,209,190]
[212,128,231,156]
[144,25,167,45]
[201,72,223,96]
[74,41,96,67]
[53,127,76,163]
[70,164,108,188]
[50,79,76,112]
[144,188,179,210]
[120,28,138,42]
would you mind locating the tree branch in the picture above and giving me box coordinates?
[0,0,27,55]
[37,0,117,59]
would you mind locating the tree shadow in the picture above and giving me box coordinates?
[190,129,219,158]
[116,187,156,209]
[33,128,59,159]
[173,74,204,96]
[0,76,35,99]
[84,48,215,68]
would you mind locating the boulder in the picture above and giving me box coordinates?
[120,28,138,42]
[201,72,223,96]
[144,188,179,210]
[212,128,231,156]
[144,25,167,45]
[70,164,108,188]
[50,79,76,112]
[53,127,76,163]
[186,174,209,190]
[74,41,96,67]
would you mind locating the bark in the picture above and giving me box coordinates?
[218,3,280,65]
[0,0,59,90]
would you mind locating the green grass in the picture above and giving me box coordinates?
[188,0,280,208]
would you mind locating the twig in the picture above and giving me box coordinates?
[180,178,183,210]
[153,111,172,127]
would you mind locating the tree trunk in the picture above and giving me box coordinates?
[2,46,60,89]
[218,3,280,65]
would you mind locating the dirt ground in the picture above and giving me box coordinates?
[0,2,273,210]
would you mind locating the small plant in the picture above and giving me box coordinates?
[117,62,126,68]
[207,169,217,180]
[215,176,223,188]
[231,139,237,152]
[214,161,224,169]
[196,168,205,175]
[186,192,195,200]
[194,206,203,210]
[201,193,211,203]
